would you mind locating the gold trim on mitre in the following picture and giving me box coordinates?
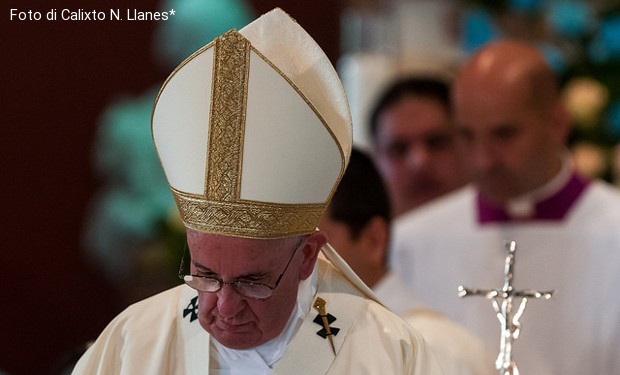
[155,26,343,239]
[173,188,325,239]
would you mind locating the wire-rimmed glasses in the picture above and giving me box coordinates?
[178,238,304,300]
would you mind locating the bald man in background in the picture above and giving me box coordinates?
[391,40,620,374]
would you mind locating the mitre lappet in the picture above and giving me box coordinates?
[152,8,353,239]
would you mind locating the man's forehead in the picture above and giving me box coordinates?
[189,238,278,271]
[379,115,451,139]
[187,230,295,253]
[454,92,527,127]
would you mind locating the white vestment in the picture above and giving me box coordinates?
[374,272,496,375]
[391,181,620,375]
[73,246,444,374]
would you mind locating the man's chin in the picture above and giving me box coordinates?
[204,321,264,349]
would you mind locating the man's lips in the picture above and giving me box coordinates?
[215,319,253,333]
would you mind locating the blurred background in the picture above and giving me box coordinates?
[2,0,620,374]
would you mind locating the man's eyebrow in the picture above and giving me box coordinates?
[236,272,270,281]
[191,261,270,279]
[192,262,214,273]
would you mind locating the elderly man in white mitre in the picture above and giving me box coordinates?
[72,8,443,375]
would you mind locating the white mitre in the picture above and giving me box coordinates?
[152,8,353,239]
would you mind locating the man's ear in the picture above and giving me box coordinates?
[550,101,571,146]
[361,216,390,266]
[298,231,327,280]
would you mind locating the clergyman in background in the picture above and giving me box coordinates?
[320,147,495,375]
[391,40,620,374]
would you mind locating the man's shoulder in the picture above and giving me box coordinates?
[351,301,449,372]
[126,284,185,308]
[404,310,485,347]
[587,180,620,203]
[110,285,188,329]
[576,180,620,221]
[395,185,475,231]
[360,298,430,344]
[72,285,192,374]
[403,311,495,375]
[316,257,422,341]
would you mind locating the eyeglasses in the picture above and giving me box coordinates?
[178,238,304,300]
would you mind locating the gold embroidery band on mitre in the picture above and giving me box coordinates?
[206,30,250,202]
[173,188,326,239]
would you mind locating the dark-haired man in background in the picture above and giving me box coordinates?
[369,76,468,217]
[320,148,494,375]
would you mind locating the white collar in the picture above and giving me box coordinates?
[506,153,572,218]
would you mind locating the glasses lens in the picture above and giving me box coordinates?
[183,277,273,299]
[237,284,272,300]
[179,237,303,299]
[184,276,221,292]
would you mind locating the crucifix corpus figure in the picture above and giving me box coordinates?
[458,241,555,375]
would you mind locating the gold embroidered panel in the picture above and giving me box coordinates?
[206,30,250,202]
[173,188,324,238]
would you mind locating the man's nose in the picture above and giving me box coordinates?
[469,138,497,172]
[405,146,430,170]
[216,284,246,318]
